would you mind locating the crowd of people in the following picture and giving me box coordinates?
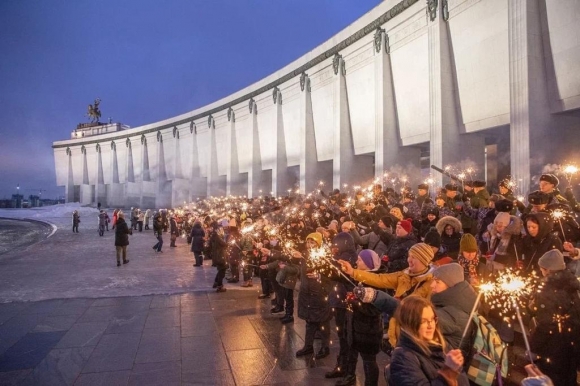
[74,172,580,385]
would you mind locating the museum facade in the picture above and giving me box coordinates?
[53,0,580,208]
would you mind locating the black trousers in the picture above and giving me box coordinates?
[346,348,378,386]
[214,265,227,286]
[193,251,203,266]
[333,308,349,368]
[304,320,330,349]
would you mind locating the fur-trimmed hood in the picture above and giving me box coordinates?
[489,214,522,238]
[435,216,462,235]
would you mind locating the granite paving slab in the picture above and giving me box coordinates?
[72,370,130,386]
[81,332,140,373]
[56,322,109,349]
[134,327,181,364]
[19,346,95,386]
[127,361,181,386]
[0,331,66,372]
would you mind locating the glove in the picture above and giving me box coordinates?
[353,284,377,303]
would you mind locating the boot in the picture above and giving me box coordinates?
[325,363,346,378]
[295,346,314,357]
[362,360,379,386]
[213,282,219,289]
[123,259,129,264]
[117,261,121,267]
[241,280,253,287]
[216,286,227,293]
[280,315,294,324]
[335,374,356,386]
[315,347,330,359]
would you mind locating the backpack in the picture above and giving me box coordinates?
[467,313,508,386]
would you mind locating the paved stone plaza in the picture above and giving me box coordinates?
[0,213,389,385]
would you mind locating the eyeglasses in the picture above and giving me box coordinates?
[420,317,438,326]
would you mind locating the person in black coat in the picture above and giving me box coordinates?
[152,213,164,253]
[114,212,132,267]
[529,250,580,386]
[209,222,228,292]
[389,296,469,386]
[325,232,359,380]
[380,219,418,273]
[190,220,205,267]
[521,212,562,274]
[291,232,332,360]
[339,249,384,386]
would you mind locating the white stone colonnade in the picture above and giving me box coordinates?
[54,0,580,208]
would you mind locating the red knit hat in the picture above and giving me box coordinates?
[398,219,413,234]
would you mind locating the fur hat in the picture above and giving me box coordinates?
[539,174,559,186]
[380,216,394,228]
[409,243,435,267]
[473,180,486,188]
[494,212,511,226]
[459,234,478,253]
[306,232,323,247]
[528,190,550,205]
[538,249,566,271]
[398,219,413,234]
[495,198,513,213]
[498,179,512,190]
[444,184,458,192]
[489,194,505,202]
[433,263,464,288]
[418,183,429,190]
[424,227,441,248]
[358,249,381,271]
[426,207,439,216]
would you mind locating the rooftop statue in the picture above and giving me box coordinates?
[87,98,102,123]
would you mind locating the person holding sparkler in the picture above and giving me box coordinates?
[538,174,571,206]
[521,212,562,274]
[389,296,469,386]
[292,232,332,360]
[208,222,228,293]
[190,220,205,267]
[429,263,478,363]
[324,232,358,381]
[528,249,580,386]
[416,183,430,209]
[340,243,435,351]
[332,249,383,386]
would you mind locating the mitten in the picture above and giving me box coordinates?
[353,284,377,303]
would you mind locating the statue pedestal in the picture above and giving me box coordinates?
[80,184,93,205]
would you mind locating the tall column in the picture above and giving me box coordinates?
[508,0,553,195]
[126,139,135,183]
[272,88,289,197]
[141,136,150,182]
[207,116,219,197]
[81,145,89,185]
[226,108,241,196]
[189,123,206,200]
[95,144,106,206]
[110,141,119,184]
[299,73,319,194]
[247,100,263,198]
[374,29,420,178]
[65,147,75,202]
[173,127,182,180]
[157,132,167,182]
[428,1,483,186]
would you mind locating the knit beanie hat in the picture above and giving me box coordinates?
[538,249,566,271]
[380,216,394,229]
[306,232,323,248]
[398,219,413,234]
[423,227,441,248]
[494,212,511,226]
[409,243,435,267]
[358,249,381,271]
[433,263,464,288]
[459,234,478,253]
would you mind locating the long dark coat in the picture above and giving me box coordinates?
[530,269,580,386]
[189,224,205,253]
[297,257,332,323]
[209,230,227,267]
[381,233,418,273]
[114,218,131,247]
[521,212,562,274]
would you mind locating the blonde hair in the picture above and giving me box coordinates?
[395,296,446,355]
[117,211,125,219]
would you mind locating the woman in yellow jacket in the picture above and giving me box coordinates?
[339,242,435,349]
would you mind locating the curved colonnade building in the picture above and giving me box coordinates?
[53,0,580,208]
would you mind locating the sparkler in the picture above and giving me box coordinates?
[551,209,567,238]
[458,282,495,347]
[561,164,578,187]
